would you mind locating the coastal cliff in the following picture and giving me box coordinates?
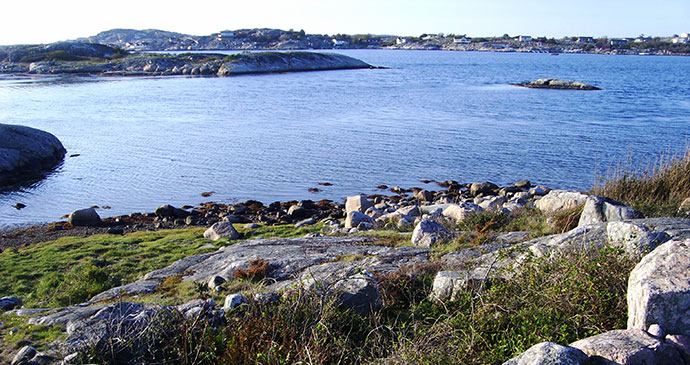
[0,43,375,76]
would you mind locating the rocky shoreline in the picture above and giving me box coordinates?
[3,176,690,363]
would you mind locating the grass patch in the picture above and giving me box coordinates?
[0,312,66,362]
[593,149,690,217]
[0,228,214,308]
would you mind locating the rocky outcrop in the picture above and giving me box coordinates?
[216,51,373,75]
[0,123,66,187]
[627,239,690,336]
[513,79,601,90]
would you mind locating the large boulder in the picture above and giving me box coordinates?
[570,329,683,364]
[345,211,375,229]
[627,239,690,336]
[535,190,588,214]
[0,123,66,186]
[411,219,452,247]
[578,196,642,227]
[68,208,101,227]
[503,342,589,365]
[345,195,374,214]
[203,222,240,241]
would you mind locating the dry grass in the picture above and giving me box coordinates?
[593,148,690,217]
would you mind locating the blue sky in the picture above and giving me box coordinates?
[1,0,689,45]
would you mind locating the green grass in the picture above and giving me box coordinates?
[593,149,690,217]
[0,223,325,308]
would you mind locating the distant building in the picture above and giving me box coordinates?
[518,35,532,42]
[609,38,628,46]
[634,37,653,43]
[453,37,472,44]
[396,38,408,45]
[672,33,689,44]
[218,30,235,40]
[332,39,349,47]
[577,37,594,43]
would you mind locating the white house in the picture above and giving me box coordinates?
[453,37,471,44]
[518,35,532,42]
[332,39,349,47]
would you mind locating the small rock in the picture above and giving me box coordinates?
[287,204,308,218]
[513,180,531,189]
[411,219,452,247]
[208,275,226,291]
[0,296,22,310]
[254,292,281,304]
[223,215,252,224]
[647,324,665,339]
[203,222,240,241]
[224,294,248,310]
[245,223,260,229]
[11,345,36,365]
[295,218,317,228]
[414,189,434,201]
[107,227,124,235]
[68,208,101,227]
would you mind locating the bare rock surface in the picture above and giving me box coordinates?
[627,239,690,336]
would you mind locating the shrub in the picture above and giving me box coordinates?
[233,258,271,281]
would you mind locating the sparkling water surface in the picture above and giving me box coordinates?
[1,50,689,227]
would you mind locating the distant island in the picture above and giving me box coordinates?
[30,28,690,56]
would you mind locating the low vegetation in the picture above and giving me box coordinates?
[59,245,633,364]
[0,207,638,364]
[593,149,690,217]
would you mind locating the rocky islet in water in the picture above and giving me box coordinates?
[0,42,376,76]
